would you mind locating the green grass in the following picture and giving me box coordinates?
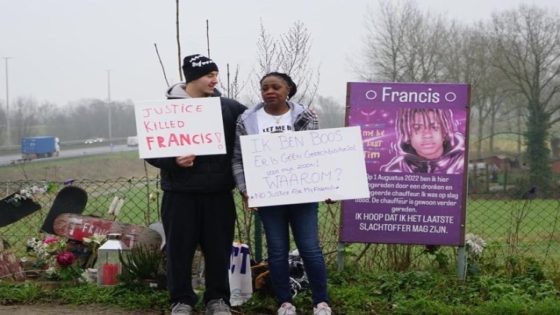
[2,269,560,314]
[466,199,560,260]
[0,282,168,311]
[467,199,560,237]
[0,150,156,181]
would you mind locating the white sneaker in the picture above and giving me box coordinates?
[313,302,332,315]
[171,302,193,315]
[277,302,297,315]
[205,299,232,315]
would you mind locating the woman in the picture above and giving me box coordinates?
[232,72,332,315]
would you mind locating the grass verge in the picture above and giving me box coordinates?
[2,268,560,315]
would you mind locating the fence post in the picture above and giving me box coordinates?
[485,163,490,193]
[253,214,263,262]
[503,162,508,192]
[457,245,467,280]
[336,242,345,271]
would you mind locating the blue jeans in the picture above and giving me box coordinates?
[258,202,329,306]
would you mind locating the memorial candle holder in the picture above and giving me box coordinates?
[96,233,129,286]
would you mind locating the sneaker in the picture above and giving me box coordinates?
[205,299,232,315]
[171,302,193,315]
[313,302,332,315]
[277,302,297,315]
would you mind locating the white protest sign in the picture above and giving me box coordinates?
[134,97,225,159]
[240,126,370,207]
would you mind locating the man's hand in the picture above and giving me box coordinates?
[176,154,196,167]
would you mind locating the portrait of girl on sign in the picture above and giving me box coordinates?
[380,108,465,174]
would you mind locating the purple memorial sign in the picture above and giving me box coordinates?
[340,82,470,246]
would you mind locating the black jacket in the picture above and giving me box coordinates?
[146,84,246,193]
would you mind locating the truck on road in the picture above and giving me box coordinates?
[21,136,60,160]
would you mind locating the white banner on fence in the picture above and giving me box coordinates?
[134,97,225,159]
[240,126,370,207]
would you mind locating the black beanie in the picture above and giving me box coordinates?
[182,54,219,83]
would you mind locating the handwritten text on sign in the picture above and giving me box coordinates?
[134,97,225,158]
[240,126,370,207]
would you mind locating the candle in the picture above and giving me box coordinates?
[102,263,119,285]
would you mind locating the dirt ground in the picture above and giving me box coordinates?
[0,304,164,315]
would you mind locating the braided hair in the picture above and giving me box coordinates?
[396,108,456,154]
[260,72,298,99]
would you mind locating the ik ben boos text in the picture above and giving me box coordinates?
[242,127,369,207]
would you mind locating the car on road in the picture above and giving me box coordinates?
[127,136,138,147]
[84,137,104,144]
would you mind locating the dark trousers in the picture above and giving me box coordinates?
[161,190,236,306]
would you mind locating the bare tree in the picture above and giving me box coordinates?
[252,20,320,106]
[176,0,183,81]
[359,0,448,83]
[11,97,39,139]
[219,63,251,101]
[0,102,5,145]
[491,5,560,192]
[256,20,277,76]
[358,1,413,81]
[315,96,345,128]
[444,24,515,158]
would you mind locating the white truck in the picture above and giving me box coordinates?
[126,136,138,147]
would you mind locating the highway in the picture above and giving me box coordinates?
[0,144,138,166]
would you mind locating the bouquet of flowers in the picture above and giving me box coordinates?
[464,233,487,276]
[82,233,107,268]
[465,233,487,257]
[25,236,83,281]
[6,183,53,207]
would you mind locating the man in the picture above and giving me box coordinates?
[380,108,464,174]
[146,54,246,315]
[409,109,445,160]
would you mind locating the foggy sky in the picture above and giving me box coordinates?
[1,0,559,107]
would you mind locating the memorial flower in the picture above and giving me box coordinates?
[56,251,77,267]
[43,236,59,244]
[5,183,54,207]
[464,233,487,277]
[26,235,82,281]
[82,233,107,268]
[465,233,486,257]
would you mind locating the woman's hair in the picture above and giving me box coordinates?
[260,72,298,99]
[396,108,456,154]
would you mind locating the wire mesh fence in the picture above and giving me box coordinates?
[1,176,559,271]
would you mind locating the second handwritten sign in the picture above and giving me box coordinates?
[240,126,370,207]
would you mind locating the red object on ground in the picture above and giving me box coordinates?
[53,213,161,249]
[102,263,119,285]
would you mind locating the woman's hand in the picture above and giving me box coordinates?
[241,191,257,212]
[176,154,196,167]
